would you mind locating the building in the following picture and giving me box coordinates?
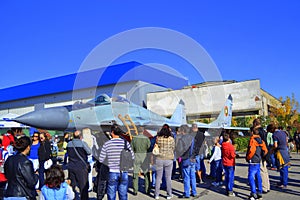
[146,79,282,122]
[0,62,282,127]
[0,61,188,116]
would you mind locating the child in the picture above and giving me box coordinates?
[246,127,268,200]
[40,165,74,200]
[208,137,222,186]
[221,132,236,197]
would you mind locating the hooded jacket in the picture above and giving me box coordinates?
[246,135,268,163]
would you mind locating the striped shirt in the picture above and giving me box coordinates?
[99,138,135,172]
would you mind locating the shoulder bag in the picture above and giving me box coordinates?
[72,141,91,173]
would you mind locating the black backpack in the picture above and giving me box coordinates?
[120,140,134,171]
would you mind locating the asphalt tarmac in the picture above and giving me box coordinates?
[79,152,300,200]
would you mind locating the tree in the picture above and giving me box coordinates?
[269,93,299,128]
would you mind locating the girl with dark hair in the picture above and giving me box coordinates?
[157,126,172,138]
[4,136,39,200]
[38,132,52,190]
[28,132,40,172]
[154,124,175,199]
[40,165,74,200]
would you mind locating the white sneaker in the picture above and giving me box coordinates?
[167,194,173,199]
[155,196,159,200]
[228,192,236,197]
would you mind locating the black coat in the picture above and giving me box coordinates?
[38,140,52,162]
[4,153,38,199]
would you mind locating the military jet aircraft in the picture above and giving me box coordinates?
[13,93,248,134]
[13,94,187,132]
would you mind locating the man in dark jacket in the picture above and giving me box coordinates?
[191,123,206,183]
[177,125,197,198]
[67,130,92,200]
[4,136,39,200]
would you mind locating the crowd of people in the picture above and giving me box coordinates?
[0,118,298,200]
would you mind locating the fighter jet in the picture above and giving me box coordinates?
[13,93,248,133]
[13,94,187,132]
[194,94,249,131]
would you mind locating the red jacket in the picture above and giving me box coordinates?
[2,133,15,150]
[222,141,236,167]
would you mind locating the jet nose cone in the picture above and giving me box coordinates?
[14,107,70,130]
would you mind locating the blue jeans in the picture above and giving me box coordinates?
[270,153,276,168]
[182,162,197,197]
[209,160,216,178]
[248,163,262,194]
[195,154,206,173]
[38,160,46,189]
[107,172,128,200]
[215,159,223,182]
[280,165,288,186]
[224,166,235,193]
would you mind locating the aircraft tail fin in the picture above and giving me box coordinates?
[170,99,187,125]
[209,94,233,128]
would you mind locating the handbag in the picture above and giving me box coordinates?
[44,158,53,170]
[152,143,160,156]
[120,140,134,171]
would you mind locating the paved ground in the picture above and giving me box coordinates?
[85,152,300,200]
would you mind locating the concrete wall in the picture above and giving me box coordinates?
[147,80,263,117]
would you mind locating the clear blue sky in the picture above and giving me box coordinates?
[0,1,299,104]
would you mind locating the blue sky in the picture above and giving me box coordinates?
[0,1,299,104]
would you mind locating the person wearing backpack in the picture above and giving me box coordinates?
[246,126,268,200]
[99,124,134,200]
[253,118,270,193]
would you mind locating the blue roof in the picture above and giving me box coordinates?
[0,61,188,103]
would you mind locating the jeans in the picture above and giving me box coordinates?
[224,166,235,192]
[209,160,216,178]
[248,163,262,194]
[195,155,206,172]
[151,165,156,187]
[38,160,46,189]
[107,172,128,200]
[280,165,288,186]
[182,162,197,197]
[215,159,223,182]
[270,153,276,168]
[155,159,173,197]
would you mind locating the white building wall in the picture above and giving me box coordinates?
[147,80,263,117]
